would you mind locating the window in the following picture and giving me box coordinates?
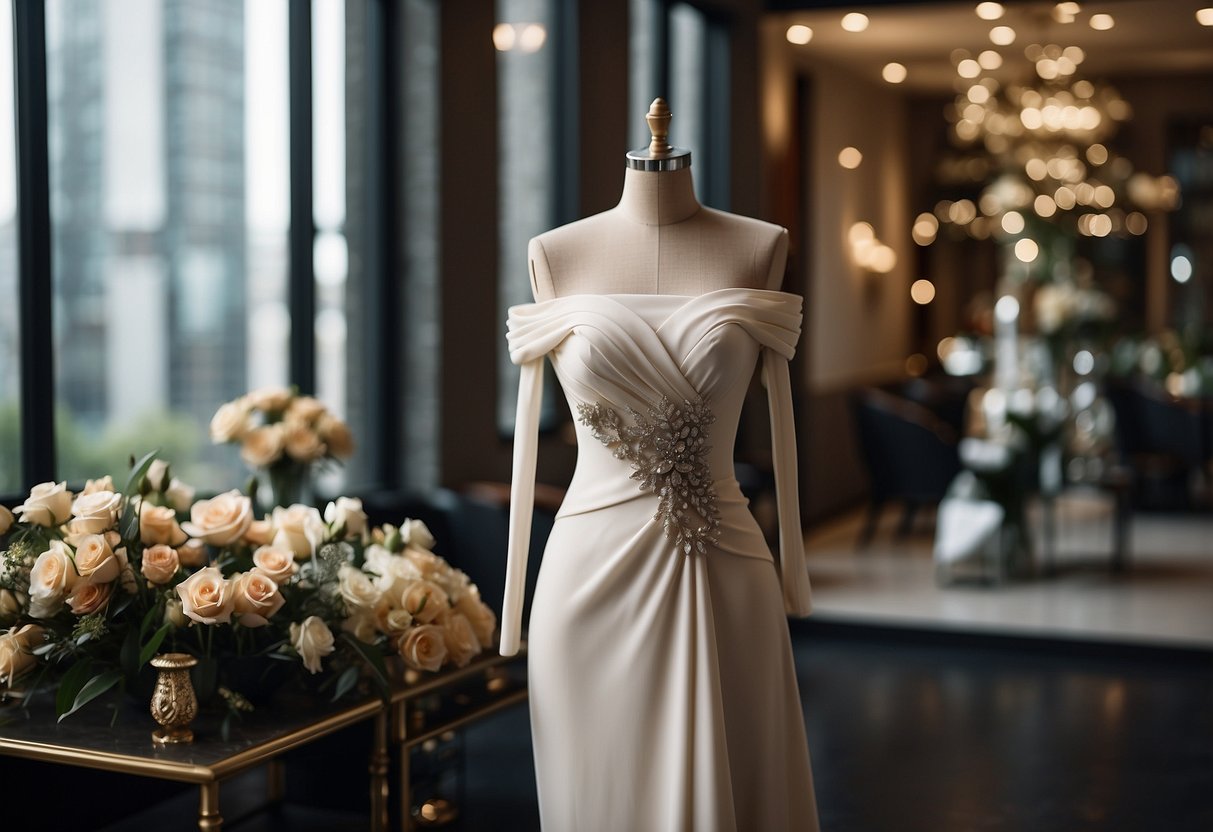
[45,0,291,490]
[0,0,19,492]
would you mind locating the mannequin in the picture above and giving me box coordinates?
[527,98,789,300]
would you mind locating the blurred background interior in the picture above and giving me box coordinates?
[0,0,1210,830]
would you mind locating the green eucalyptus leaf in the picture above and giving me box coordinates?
[139,623,172,667]
[59,670,123,722]
[331,665,360,702]
[55,659,95,719]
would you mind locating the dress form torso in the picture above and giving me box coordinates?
[527,166,789,301]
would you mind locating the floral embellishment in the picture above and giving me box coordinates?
[577,396,721,554]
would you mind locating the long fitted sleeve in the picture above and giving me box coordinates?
[499,358,544,656]
[763,347,813,616]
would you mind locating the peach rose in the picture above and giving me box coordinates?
[178,538,209,568]
[286,396,327,423]
[341,609,378,644]
[0,506,11,535]
[401,580,449,625]
[244,519,275,547]
[69,490,122,535]
[14,482,73,527]
[182,490,253,546]
[270,504,326,559]
[252,546,296,584]
[232,571,284,628]
[81,475,115,496]
[399,519,436,550]
[241,424,285,467]
[318,415,355,458]
[74,534,121,585]
[0,624,45,685]
[141,544,180,585]
[398,625,447,672]
[246,386,292,413]
[175,566,234,625]
[290,616,335,674]
[0,589,23,623]
[165,478,196,513]
[441,612,482,668]
[67,580,113,616]
[282,420,326,462]
[456,592,497,647]
[140,503,188,546]
[27,540,78,617]
[210,399,251,442]
[337,563,380,611]
[373,597,414,634]
[324,497,367,539]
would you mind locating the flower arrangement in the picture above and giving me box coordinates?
[210,387,355,508]
[0,453,497,723]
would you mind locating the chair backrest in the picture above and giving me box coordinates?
[852,387,961,503]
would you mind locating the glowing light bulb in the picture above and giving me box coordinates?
[786,25,813,45]
[990,25,1016,45]
[1089,13,1114,30]
[882,62,907,83]
[841,12,869,32]
[838,147,863,169]
[976,2,1004,20]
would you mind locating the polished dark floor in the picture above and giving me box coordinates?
[450,622,1212,832]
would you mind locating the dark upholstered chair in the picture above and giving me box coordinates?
[852,387,962,545]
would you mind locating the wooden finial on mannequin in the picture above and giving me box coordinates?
[626,97,691,172]
[646,98,672,157]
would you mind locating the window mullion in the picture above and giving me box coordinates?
[289,0,316,396]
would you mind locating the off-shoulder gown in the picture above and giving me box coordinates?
[500,288,819,831]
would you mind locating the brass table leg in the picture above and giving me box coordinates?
[369,710,389,832]
[394,702,411,830]
[198,781,223,831]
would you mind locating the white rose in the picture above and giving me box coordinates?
[374,557,424,599]
[399,519,436,550]
[290,616,335,674]
[241,424,285,467]
[165,478,196,513]
[182,490,253,546]
[140,544,180,585]
[0,506,11,535]
[398,625,447,672]
[246,386,292,413]
[14,482,73,527]
[140,503,188,546]
[146,459,170,491]
[81,475,115,496]
[362,544,394,579]
[324,497,367,539]
[175,566,234,625]
[341,609,378,644]
[441,612,482,668]
[74,534,121,585]
[27,540,78,617]
[400,580,449,624]
[337,563,381,611]
[232,570,285,628]
[210,399,252,443]
[252,546,296,585]
[270,504,326,559]
[282,419,326,462]
[70,490,122,535]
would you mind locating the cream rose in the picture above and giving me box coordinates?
[146,459,170,491]
[382,606,414,633]
[0,589,23,623]
[270,504,326,559]
[67,580,113,616]
[210,399,252,442]
[341,609,378,644]
[175,566,234,625]
[15,482,73,527]
[290,616,335,674]
[282,420,326,462]
[141,544,180,585]
[81,475,115,496]
[0,506,11,535]
[140,503,188,546]
[232,571,285,628]
[74,534,121,585]
[324,497,367,539]
[27,540,78,617]
[337,563,380,611]
[164,599,187,628]
[182,490,253,546]
[247,386,292,413]
[244,519,275,547]
[318,415,355,458]
[441,612,482,668]
[178,538,209,568]
[456,592,497,647]
[401,580,449,624]
[398,625,447,672]
[240,424,285,467]
[0,625,44,685]
[70,490,122,535]
[399,519,436,550]
[165,478,196,513]
[114,546,138,595]
[404,547,448,580]
[252,546,296,584]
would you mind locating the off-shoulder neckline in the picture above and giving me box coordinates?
[513,287,801,310]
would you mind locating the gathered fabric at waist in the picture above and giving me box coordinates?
[554,475,774,564]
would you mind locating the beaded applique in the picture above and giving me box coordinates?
[576,396,721,554]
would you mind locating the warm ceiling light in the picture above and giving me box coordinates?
[989,25,1016,45]
[1089,13,1114,30]
[976,2,1004,20]
[977,50,1003,70]
[1053,2,1081,23]
[1014,238,1039,262]
[910,279,936,304]
[841,12,869,32]
[957,58,981,78]
[492,23,517,51]
[1197,8,1213,25]
[786,24,813,45]
[882,62,907,83]
[838,146,863,169]
[517,23,547,52]
[1001,211,1025,234]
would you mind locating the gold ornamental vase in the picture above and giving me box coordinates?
[149,652,199,744]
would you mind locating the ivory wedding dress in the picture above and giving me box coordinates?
[501,287,819,831]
